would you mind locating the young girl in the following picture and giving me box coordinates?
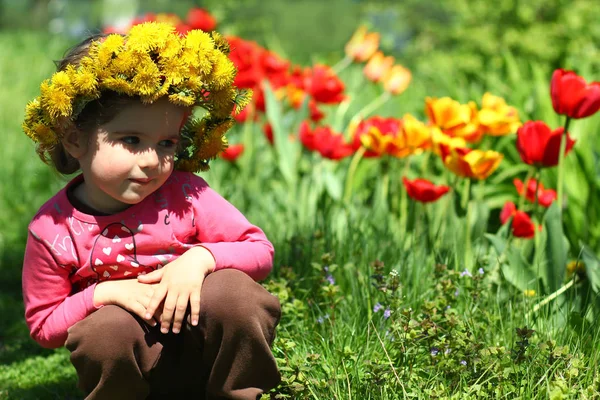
[21,22,281,399]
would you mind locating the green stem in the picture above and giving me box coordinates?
[347,92,392,138]
[556,117,572,215]
[464,179,473,270]
[343,146,366,203]
[332,54,353,74]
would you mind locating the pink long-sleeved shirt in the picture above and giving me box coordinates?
[22,171,274,349]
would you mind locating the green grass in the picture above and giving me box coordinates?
[1,30,600,399]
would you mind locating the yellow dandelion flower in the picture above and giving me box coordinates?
[161,58,189,86]
[103,77,133,95]
[195,120,232,160]
[209,52,235,90]
[50,71,74,95]
[233,89,252,115]
[161,36,183,60]
[41,85,73,121]
[524,289,536,297]
[127,22,174,53]
[131,62,161,96]
[74,69,98,96]
[182,31,216,76]
[111,51,139,76]
[207,87,236,118]
[94,34,124,67]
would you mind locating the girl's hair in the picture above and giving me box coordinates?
[49,33,138,175]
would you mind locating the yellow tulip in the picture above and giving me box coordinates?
[345,26,380,62]
[425,96,483,143]
[478,93,522,136]
[442,147,503,180]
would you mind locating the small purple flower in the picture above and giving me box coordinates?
[383,307,391,319]
[478,268,484,275]
[317,316,324,324]
[324,266,329,273]
[430,347,440,357]
[460,269,472,278]
[454,288,460,297]
[373,303,383,313]
[326,275,335,285]
[460,360,467,366]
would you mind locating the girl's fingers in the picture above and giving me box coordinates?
[171,293,190,334]
[160,291,179,334]
[145,285,168,320]
[189,289,201,326]
[131,302,156,326]
[137,268,164,283]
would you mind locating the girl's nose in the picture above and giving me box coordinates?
[139,147,160,169]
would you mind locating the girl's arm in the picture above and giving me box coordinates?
[191,177,274,281]
[22,232,100,349]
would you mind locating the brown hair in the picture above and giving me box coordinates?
[48,33,137,175]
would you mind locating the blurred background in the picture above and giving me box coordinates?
[2,0,599,77]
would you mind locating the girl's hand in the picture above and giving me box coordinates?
[93,279,159,326]
[138,246,215,334]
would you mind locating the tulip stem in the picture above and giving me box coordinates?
[556,117,572,216]
[464,179,473,270]
[348,91,392,129]
[332,55,353,74]
[343,146,366,203]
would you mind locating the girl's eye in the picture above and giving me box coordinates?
[121,136,140,145]
[159,140,177,149]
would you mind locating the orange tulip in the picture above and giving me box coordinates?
[441,146,503,180]
[383,65,411,95]
[363,51,394,83]
[220,144,244,161]
[345,26,380,62]
[478,93,521,136]
[425,97,483,143]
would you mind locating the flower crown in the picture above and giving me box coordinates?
[22,21,251,172]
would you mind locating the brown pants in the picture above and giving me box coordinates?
[65,269,281,400]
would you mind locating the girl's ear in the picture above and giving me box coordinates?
[61,126,87,159]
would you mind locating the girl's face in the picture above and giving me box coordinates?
[73,98,187,214]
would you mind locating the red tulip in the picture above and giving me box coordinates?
[220,144,244,161]
[303,65,345,104]
[499,201,537,239]
[551,69,600,119]
[512,211,536,239]
[516,121,575,167]
[299,121,355,160]
[513,178,556,208]
[186,8,217,31]
[500,201,517,225]
[402,177,450,203]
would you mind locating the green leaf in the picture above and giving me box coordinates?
[581,246,600,293]
[543,203,569,293]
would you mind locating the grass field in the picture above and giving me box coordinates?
[1,29,600,399]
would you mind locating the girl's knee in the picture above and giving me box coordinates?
[66,305,144,356]
[201,269,281,325]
